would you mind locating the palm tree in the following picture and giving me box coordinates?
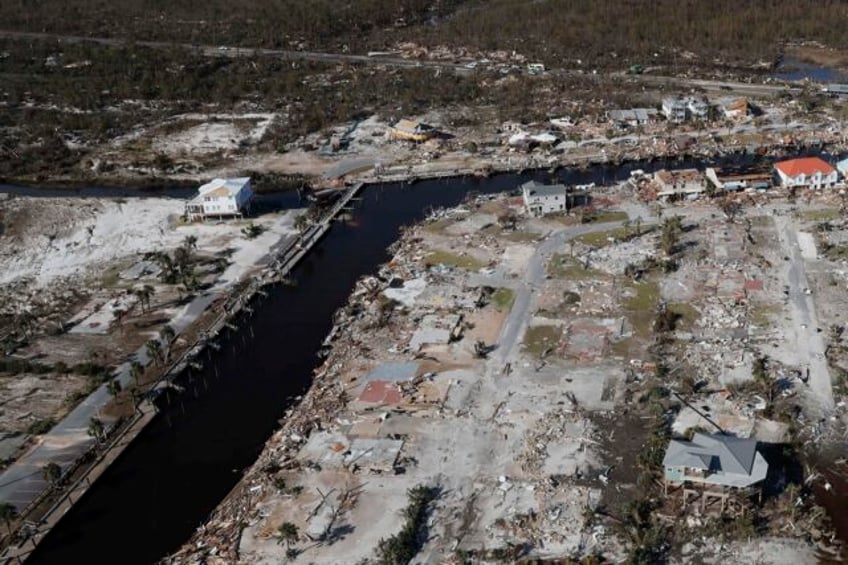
[42,462,62,488]
[0,502,17,535]
[136,285,154,313]
[277,522,298,547]
[183,235,198,252]
[159,325,176,346]
[107,379,122,398]
[129,360,144,386]
[145,339,163,366]
[113,308,127,333]
[87,417,105,443]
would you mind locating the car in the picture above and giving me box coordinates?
[720,85,732,91]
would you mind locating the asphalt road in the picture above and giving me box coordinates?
[494,220,627,363]
[775,215,835,412]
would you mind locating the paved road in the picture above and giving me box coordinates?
[774,215,835,413]
[0,29,803,97]
[493,221,623,363]
[0,214,296,512]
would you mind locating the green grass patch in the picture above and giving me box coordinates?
[574,224,656,248]
[481,225,540,242]
[799,208,840,222]
[522,324,562,357]
[749,303,781,327]
[748,215,775,227]
[547,254,605,279]
[502,230,541,243]
[668,302,700,331]
[587,210,629,223]
[424,218,455,234]
[491,288,515,312]
[622,279,660,339]
[423,250,484,271]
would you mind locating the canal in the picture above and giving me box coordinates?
[19,151,841,563]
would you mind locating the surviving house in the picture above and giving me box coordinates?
[185,177,253,221]
[388,119,434,142]
[653,169,708,200]
[662,97,688,123]
[686,97,710,120]
[662,96,711,123]
[836,157,848,180]
[774,157,838,190]
[663,432,769,489]
[521,180,568,216]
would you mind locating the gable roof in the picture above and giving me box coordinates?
[521,180,567,197]
[197,177,251,197]
[664,433,757,475]
[774,157,835,178]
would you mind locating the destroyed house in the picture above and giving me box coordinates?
[606,108,657,127]
[653,169,707,199]
[705,167,771,192]
[185,177,253,221]
[774,157,837,190]
[663,433,768,489]
[389,119,434,142]
[520,180,567,217]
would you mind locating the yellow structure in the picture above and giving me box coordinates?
[389,119,433,142]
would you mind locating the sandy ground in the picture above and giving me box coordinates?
[0,196,296,289]
[172,187,848,565]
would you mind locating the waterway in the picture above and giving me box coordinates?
[15,152,845,563]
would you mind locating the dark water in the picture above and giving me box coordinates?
[773,58,847,83]
[22,152,846,564]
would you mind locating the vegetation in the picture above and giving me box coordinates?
[276,522,298,547]
[241,223,266,239]
[26,418,56,436]
[522,324,561,357]
[423,250,484,271]
[0,503,17,535]
[491,288,515,312]
[547,254,605,280]
[3,1,846,69]
[41,462,63,488]
[376,484,439,565]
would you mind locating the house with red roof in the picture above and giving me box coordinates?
[773,157,837,190]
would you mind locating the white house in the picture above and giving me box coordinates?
[836,157,848,180]
[521,180,568,216]
[185,177,254,221]
[686,97,710,120]
[662,96,711,123]
[774,157,837,190]
[653,169,708,200]
[662,97,687,123]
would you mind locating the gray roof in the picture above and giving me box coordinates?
[607,108,656,122]
[363,362,419,383]
[521,180,567,197]
[664,432,760,477]
[825,84,848,94]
